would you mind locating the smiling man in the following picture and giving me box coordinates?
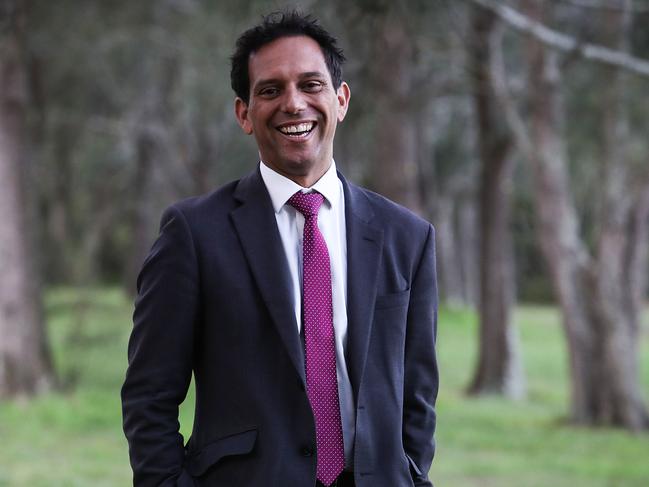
[122,11,438,487]
[234,34,349,188]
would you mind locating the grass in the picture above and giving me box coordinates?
[434,306,649,487]
[0,288,647,486]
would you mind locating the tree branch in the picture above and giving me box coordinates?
[488,20,534,161]
[468,0,649,78]
[557,0,649,13]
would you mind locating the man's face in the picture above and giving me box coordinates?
[235,35,350,187]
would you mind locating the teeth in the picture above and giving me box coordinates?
[279,122,314,134]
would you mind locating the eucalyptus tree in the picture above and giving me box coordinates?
[0,0,55,398]
[492,0,649,430]
[466,4,524,398]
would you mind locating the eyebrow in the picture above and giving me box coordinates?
[300,71,327,80]
[253,71,328,89]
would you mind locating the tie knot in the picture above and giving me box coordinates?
[288,191,324,217]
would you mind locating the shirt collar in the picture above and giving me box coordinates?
[259,160,340,213]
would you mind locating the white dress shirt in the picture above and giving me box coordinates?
[259,161,355,468]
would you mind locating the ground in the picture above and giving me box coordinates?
[0,289,647,486]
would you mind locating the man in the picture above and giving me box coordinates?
[122,11,438,487]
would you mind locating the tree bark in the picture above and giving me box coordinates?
[368,6,422,213]
[589,0,648,429]
[0,0,55,398]
[467,6,525,399]
[523,0,648,430]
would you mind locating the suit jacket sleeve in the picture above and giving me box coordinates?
[403,224,438,487]
[121,205,198,486]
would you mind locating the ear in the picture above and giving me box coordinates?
[336,82,351,122]
[234,97,253,135]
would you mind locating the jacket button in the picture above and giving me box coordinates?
[300,446,314,457]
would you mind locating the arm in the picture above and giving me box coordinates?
[402,224,438,487]
[121,205,198,486]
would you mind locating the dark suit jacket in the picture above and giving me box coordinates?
[121,168,438,487]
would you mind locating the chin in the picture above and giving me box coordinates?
[281,157,317,174]
[266,153,329,181]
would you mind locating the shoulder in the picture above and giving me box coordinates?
[170,180,239,218]
[345,179,434,240]
[161,169,255,229]
[344,179,435,283]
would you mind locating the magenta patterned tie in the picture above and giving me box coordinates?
[288,191,345,486]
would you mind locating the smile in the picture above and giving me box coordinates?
[276,122,316,138]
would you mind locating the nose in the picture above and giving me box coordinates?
[280,86,306,114]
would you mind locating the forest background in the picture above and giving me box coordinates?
[1,0,649,485]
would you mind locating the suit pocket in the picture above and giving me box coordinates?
[375,289,410,309]
[185,427,257,477]
[405,452,423,477]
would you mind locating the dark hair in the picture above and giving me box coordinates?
[230,11,345,104]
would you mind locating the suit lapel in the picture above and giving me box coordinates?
[340,174,384,401]
[230,169,305,384]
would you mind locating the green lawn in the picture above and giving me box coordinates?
[0,289,647,486]
[434,306,649,486]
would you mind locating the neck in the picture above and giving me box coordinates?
[262,160,332,188]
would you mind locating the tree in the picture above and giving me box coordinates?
[467,5,525,399]
[519,0,649,430]
[0,0,55,398]
[365,1,423,213]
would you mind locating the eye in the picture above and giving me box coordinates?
[303,80,324,92]
[258,86,280,98]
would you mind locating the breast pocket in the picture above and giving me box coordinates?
[375,289,410,310]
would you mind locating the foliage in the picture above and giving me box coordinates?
[0,289,647,485]
[19,0,649,304]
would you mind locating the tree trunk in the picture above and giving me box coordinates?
[523,0,648,430]
[589,0,648,429]
[369,7,422,213]
[467,6,525,399]
[0,0,55,398]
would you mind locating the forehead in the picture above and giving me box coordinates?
[248,35,329,84]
